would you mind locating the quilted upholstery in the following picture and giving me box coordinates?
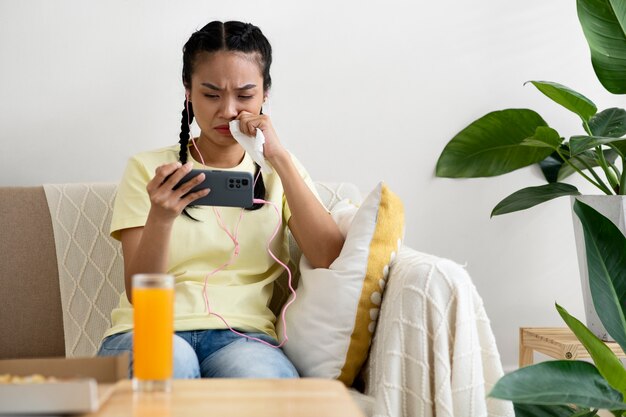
[43,184,124,357]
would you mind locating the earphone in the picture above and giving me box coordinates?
[183,96,294,349]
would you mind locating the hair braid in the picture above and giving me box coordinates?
[178,99,194,164]
[239,23,254,42]
[250,163,266,210]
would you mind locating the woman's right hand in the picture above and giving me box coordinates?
[146,161,210,222]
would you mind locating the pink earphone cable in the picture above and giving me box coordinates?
[185,104,294,348]
[200,196,294,349]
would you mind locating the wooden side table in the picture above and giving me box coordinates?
[82,378,366,417]
[519,327,626,367]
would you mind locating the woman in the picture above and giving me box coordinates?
[97,20,344,379]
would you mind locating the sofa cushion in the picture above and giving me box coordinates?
[277,182,405,386]
[0,186,65,359]
[269,182,362,316]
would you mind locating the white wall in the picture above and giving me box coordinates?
[1,0,623,370]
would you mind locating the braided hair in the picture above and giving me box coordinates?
[180,21,271,211]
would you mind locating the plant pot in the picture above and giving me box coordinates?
[570,195,626,342]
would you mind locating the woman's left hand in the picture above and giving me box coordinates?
[235,111,288,165]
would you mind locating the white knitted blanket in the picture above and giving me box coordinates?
[362,246,514,417]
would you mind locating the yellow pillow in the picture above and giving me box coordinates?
[277,182,405,386]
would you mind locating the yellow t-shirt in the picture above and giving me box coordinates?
[103,144,321,340]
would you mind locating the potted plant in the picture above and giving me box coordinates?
[435,0,626,413]
[436,0,626,340]
[491,199,626,415]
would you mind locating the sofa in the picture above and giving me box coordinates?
[0,182,513,417]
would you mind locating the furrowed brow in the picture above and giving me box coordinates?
[237,84,257,91]
[200,83,257,91]
[201,83,222,91]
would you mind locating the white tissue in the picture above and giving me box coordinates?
[229,120,273,174]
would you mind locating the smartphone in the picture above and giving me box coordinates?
[173,169,254,208]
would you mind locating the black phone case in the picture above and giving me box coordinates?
[174,169,254,208]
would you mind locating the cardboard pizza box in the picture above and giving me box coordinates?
[0,354,128,414]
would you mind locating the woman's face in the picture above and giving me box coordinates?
[188,50,266,146]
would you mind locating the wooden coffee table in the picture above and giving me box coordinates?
[83,378,366,417]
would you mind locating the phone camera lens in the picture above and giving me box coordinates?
[236,184,241,188]
[229,179,234,184]
[242,179,249,186]
[229,184,234,189]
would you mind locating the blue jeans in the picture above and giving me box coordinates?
[97,329,299,379]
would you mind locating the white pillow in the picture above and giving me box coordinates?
[277,182,405,386]
[329,198,359,236]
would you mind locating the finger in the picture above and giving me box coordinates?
[161,162,194,190]
[175,171,205,196]
[154,162,183,184]
[236,112,257,136]
[148,162,182,192]
[246,119,263,136]
[236,110,253,120]
[180,187,211,208]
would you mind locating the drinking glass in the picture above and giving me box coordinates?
[132,274,174,392]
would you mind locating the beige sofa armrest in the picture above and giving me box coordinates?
[0,186,65,359]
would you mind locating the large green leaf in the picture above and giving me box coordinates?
[573,200,626,353]
[436,109,553,178]
[577,0,626,94]
[589,108,626,137]
[528,81,598,122]
[513,403,596,417]
[520,126,563,149]
[556,303,626,397]
[490,360,626,409]
[491,183,580,217]
[557,149,619,181]
[611,141,626,159]
[570,135,626,156]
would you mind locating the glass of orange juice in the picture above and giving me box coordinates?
[132,273,174,392]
